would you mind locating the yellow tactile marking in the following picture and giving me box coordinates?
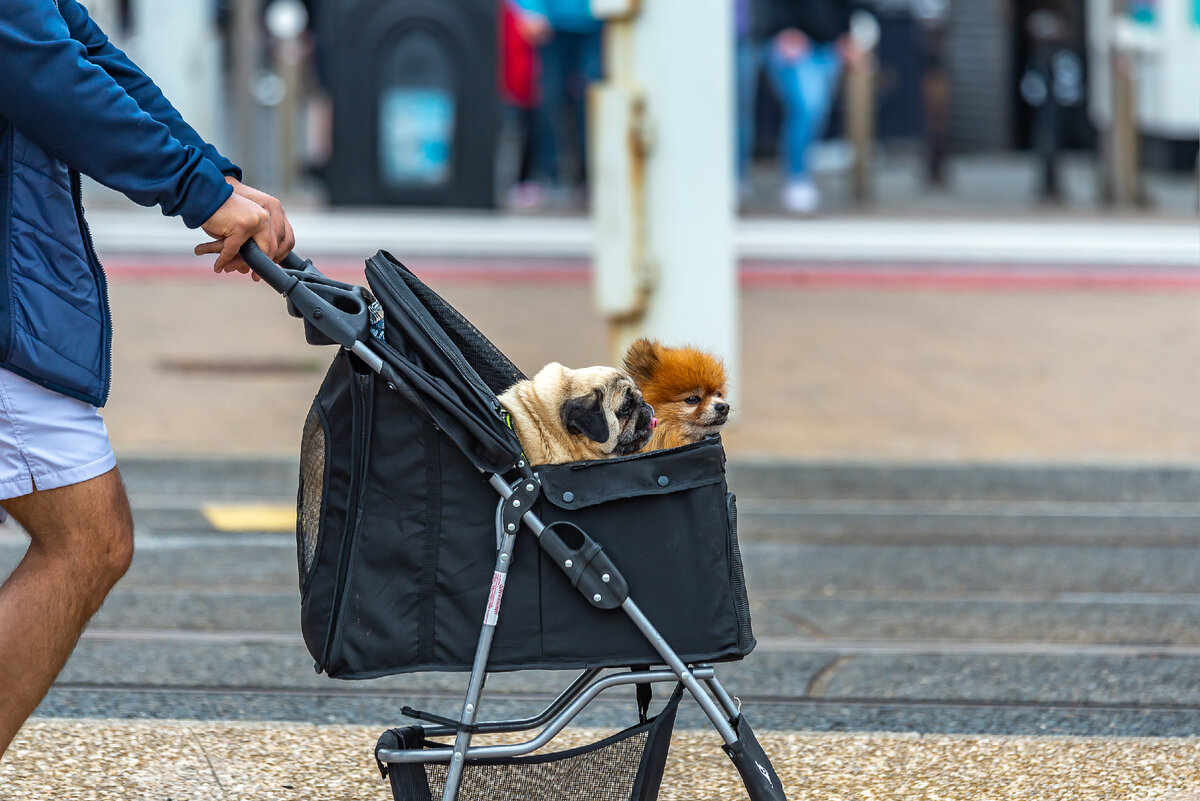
[202,504,295,532]
[3,721,1200,800]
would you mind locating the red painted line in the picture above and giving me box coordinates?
[99,257,1200,292]
[739,267,1200,292]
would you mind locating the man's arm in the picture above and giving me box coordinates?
[0,0,230,229]
[55,0,242,181]
[58,1,294,260]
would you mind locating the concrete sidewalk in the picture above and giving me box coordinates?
[101,271,1200,465]
[4,719,1200,801]
[86,204,1200,266]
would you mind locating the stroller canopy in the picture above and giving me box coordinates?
[364,251,527,474]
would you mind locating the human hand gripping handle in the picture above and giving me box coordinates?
[195,180,293,279]
[224,178,295,261]
[195,190,271,280]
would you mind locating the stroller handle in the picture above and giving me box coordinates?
[239,239,307,293]
[240,240,372,351]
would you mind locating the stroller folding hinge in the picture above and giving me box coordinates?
[500,477,541,537]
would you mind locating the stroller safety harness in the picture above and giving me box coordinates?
[241,242,788,801]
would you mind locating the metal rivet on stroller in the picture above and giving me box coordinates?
[242,242,787,801]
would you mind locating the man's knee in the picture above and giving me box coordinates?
[77,470,134,587]
[5,467,134,586]
[96,504,134,586]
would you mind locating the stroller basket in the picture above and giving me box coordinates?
[378,685,682,801]
[239,244,787,801]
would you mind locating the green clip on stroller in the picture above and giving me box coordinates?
[240,242,786,801]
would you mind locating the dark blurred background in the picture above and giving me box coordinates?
[82,0,1199,215]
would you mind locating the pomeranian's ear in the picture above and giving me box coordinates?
[622,338,660,383]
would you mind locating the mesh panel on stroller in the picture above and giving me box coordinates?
[378,683,682,801]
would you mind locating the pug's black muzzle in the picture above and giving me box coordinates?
[616,402,656,455]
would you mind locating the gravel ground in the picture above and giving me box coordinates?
[3,720,1200,801]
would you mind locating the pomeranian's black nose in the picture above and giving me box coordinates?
[714,402,730,416]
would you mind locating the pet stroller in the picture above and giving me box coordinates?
[241,242,787,801]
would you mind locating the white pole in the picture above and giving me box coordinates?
[127,0,224,151]
[592,0,739,401]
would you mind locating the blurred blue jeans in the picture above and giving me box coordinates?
[737,40,842,183]
[534,30,602,187]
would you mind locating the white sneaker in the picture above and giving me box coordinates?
[781,179,820,215]
[505,181,545,210]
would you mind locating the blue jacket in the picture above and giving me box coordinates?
[0,0,239,406]
[510,0,601,35]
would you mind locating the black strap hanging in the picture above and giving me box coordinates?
[632,665,653,724]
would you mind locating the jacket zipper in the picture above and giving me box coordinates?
[70,172,113,406]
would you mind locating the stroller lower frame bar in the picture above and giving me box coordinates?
[240,243,786,801]
[381,666,720,763]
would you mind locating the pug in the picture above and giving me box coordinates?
[497,363,657,465]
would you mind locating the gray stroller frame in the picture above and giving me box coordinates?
[241,243,786,801]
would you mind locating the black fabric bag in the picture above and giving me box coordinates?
[376,684,685,801]
[295,250,754,678]
[296,348,754,678]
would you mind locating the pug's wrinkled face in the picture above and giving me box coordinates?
[558,367,656,458]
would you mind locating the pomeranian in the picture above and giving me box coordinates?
[622,338,730,451]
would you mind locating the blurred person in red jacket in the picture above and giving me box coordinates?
[500,0,544,209]
[510,0,602,206]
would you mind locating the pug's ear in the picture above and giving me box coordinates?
[622,338,660,384]
[561,389,610,443]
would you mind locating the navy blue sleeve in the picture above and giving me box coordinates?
[57,0,243,181]
[0,0,233,228]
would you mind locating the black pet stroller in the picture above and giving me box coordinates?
[240,242,786,801]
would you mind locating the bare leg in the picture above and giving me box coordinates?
[0,468,134,758]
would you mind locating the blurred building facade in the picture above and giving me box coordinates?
[80,0,1199,206]
[858,0,1197,161]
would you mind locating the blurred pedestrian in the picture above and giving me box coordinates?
[1020,0,1083,202]
[510,0,602,203]
[737,0,863,214]
[915,0,951,189]
[0,0,292,758]
[499,0,544,209]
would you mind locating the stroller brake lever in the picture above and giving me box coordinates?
[241,241,373,351]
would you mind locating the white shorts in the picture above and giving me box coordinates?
[0,368,116,501]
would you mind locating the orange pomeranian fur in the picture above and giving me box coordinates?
[622,338,730,452]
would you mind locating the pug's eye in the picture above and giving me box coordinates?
[616,396,635,418]
[686,396,701,405]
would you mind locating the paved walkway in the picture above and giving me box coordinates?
[101,268,1200,464]
[4,720,1200,801]
[87,204,1200,265]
